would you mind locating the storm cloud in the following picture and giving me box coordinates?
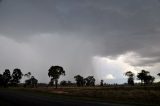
[0,0,160,83]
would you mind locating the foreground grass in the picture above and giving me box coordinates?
[8,86,160,106]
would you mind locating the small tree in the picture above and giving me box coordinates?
[30,76,38,88]
[24,72,31,79]
[11,68,23,86]
[24,72,38,88]
[74,75,84,87]
[60,80,67,86]
[48,66,65,88]
[125,71,134,86]
[100,80,104,86]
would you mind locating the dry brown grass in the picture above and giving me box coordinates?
[13,86,160,105]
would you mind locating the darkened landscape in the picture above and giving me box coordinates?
[0,67,160,106]
[1,0,160,106]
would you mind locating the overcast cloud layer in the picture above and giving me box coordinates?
[0,0,160,83]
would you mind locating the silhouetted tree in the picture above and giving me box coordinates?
[145,75,155,84]
[24,72,38,88]
[137,70,149,85]
[25,79,31,87]
[100,80,104,86]
[84,76,95,86]
[125,71,134,86]
[74,75,84,87]
[48,66,65,88]
[30,76,38,87]
[0,74,4,87]
[24,72,32,87]
[11,68,23,86]
[3,69,11,87]
[137,70,155,85]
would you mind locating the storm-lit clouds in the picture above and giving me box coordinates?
[0,0,160,83]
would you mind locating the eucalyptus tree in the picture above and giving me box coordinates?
[48,66,65,88]
[137,70,155,85]
[125,71,134,86]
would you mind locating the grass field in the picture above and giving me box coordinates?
[9,86,160,106]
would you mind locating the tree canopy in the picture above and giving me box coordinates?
[48,66,65,88]
[74,75,84,87]
[84,76,95,86]
[3,69,11,87]
[137,70,155,85]
[11,68,23,86]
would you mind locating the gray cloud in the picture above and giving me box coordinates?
[0,0,160,83]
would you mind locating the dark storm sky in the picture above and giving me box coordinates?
[0,0,160,83]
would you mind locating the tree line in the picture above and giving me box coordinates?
[0,65,160,88]
[0,68,38,88]
[125,70,159,86]
[48,66,160,88]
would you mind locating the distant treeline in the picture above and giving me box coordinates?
[0,65,160,88]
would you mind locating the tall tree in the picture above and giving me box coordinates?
[48,66,65,88]
[74,75,84,87]
[137,70,149,85]
[84,76,95,86]
[3,69,11,87]
[137,70,154,85]
[11,68,23,86]
[125,71,134,86]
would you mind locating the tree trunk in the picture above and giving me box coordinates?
[55,79,58,89]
